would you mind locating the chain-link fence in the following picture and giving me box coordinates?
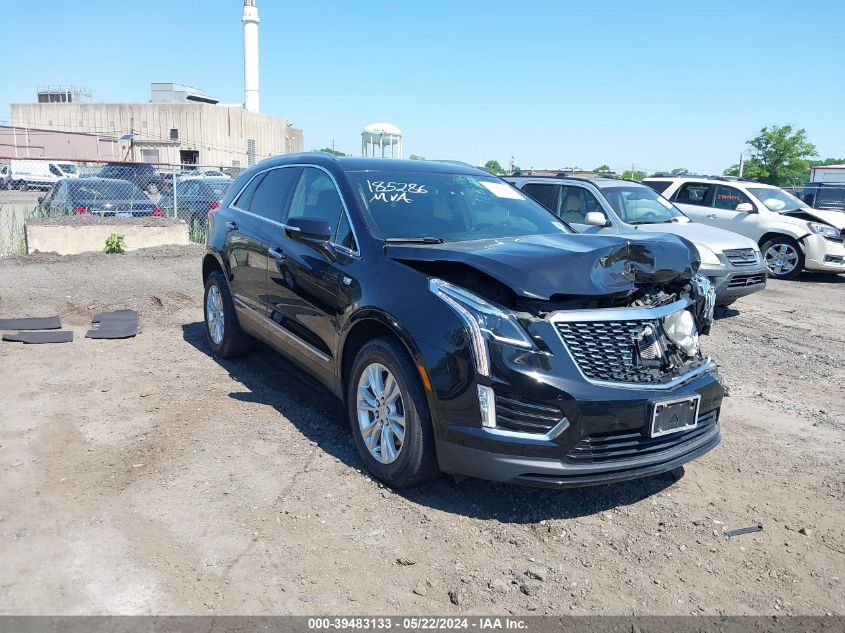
[0,158,246,252]
[800,184,845,211]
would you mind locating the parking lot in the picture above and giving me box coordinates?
[0,244,842,615]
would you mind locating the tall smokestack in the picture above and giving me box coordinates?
[242,0,260,113]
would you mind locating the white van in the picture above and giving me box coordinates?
[9,159,79,191]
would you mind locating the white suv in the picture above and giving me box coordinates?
[643,176,845,279]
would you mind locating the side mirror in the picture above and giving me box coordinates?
[584,211,609,227]
[735,202,755,213]
[285,215,332,242]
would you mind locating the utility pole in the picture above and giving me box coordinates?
[739,154,745,178]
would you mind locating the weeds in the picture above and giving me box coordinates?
[189,217,208,244]
[104,233,126,254]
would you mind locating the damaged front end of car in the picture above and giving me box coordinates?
[392,233,725,487]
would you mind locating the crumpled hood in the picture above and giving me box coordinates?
[786,207,845,230]
[388,233,700,299]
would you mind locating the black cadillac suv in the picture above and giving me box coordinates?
[202,154,724,488]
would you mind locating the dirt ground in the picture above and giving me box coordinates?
[0,245,842,616]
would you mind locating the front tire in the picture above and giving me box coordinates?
[203,270,253,358]
[347,338,439,488]
[762,236,804,280]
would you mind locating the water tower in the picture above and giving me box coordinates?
[362,122,403,159]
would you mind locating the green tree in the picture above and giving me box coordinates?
[670,167,689,175]
[409,154,426,160]
[483,160,504,174]
[316,147,346,157]
[621,169,646,181]
[809,157,845,167]
[724,125,817,185]
[594,164,611,173]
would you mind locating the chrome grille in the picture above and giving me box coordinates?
[555,319,667,384]
[724,248,758,266]
[565,409,719,464]
[727,273,765,288]
[495,395,564,434]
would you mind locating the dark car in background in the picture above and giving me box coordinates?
[94,162,171,196]
[201,154,724,489]
[37,178,163,217]
[158,177,231,230]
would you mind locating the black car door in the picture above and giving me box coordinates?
[225,167,301,324]
[265,166,355,374]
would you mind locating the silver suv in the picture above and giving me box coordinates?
[505,176,767,305]
[644,176,845,280]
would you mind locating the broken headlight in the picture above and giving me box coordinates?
[807,222,840,240]
[430,278,534,377]
[662,309,699,357]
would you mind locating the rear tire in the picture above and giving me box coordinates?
[203,270,253,358]
[146,182,160,196]
[347,338,439,488]
[761,236,804,280]
[19,181,28,192]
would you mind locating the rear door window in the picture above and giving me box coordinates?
[674,182,711,206]
[644,180,672,194]
[247,167,301,222]
[234,172,266,211]
[521,183,557,210]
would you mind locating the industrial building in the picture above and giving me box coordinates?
[6,1,303,168]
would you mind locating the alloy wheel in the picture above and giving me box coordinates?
[764,243,799,276]
[356,362,406,464]
[206,284,225,345]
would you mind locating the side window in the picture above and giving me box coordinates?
[556,186,602,224]
[674,182,710,206]
[712,185,751,210]
[233,172,264,210]
[645,181,672,194]
[49,164,62,177]
[333,211,358,251]
[521,183,557,210]
[286,167,344,233]
[248,168,300,222]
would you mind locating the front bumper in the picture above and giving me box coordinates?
[699,262,767,305]
[802,234,845,273]
[437,421,720,488]
[423,320,726,488]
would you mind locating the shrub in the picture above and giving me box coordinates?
[104,233,126,254]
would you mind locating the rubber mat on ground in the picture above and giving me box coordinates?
[86,309,139,339]
[0,316,62,330]
[3,330,74,344]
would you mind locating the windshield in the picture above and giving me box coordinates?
[599,185,685,224]
[747,187,806,212]
[69,181,146,201]
[345,171,572,241]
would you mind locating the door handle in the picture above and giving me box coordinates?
[268,246,286,260]
[706,214,717,220]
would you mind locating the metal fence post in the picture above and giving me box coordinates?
[172,165,178,219]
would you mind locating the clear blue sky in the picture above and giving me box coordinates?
[2,0,843,174]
